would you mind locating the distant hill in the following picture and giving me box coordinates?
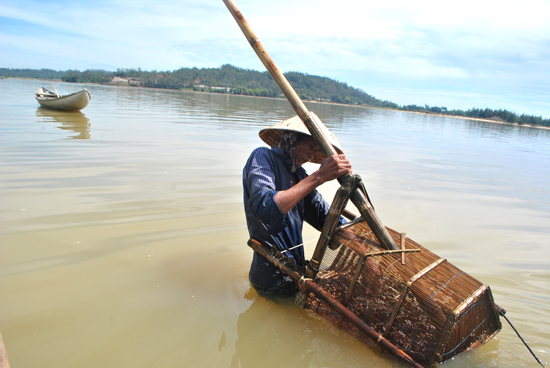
[1,65,548,127]
[0,68,67,80]
[61,64,397,108]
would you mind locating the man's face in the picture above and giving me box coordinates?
[293,136,319,168]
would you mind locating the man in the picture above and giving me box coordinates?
[243,113,352,295]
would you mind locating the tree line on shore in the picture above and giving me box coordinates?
[1,65,548,127]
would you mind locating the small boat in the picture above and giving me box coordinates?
[35,86,91,111]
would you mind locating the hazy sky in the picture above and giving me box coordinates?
[2,0,549,117]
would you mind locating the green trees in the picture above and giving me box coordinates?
[0,68,66,79]
[61,70,111,83]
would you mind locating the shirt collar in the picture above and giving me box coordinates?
[271,146,294,171]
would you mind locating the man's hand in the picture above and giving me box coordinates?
[316,154,352,184]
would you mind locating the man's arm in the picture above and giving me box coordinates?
[274,154,352,214]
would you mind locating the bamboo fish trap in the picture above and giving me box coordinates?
[302,218,502,367]
[224,0,502,366]
[248,212,502,367]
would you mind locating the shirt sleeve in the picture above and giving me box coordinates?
[244,149,287,234]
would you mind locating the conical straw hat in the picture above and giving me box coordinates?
[259,112,343,164]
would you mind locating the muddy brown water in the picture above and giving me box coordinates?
[1,78,548,367]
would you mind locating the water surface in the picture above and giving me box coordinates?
[0,78,548,367]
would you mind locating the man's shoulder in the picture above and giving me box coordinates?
[245,147,273,167]
[246,146,290,171]
[250,146,271,155]
[251,146,287,160]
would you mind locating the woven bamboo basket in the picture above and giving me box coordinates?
[303,218,502,367]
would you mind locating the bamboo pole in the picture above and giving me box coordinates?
[401,233,407,264]
[52,83,59,97]
[0,331,10,368]
[248,239,424,368]
[223,0,398,250]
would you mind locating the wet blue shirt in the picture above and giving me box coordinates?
[243,146,344,292]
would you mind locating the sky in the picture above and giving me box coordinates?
[2,0,549,118]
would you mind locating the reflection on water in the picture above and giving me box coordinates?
[0,78,549,368]
[230,288,391,368]
[36,107,90,139]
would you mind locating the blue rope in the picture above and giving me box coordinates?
[440,299,489,357]
[442,315,489,357]
[407,271,465,352]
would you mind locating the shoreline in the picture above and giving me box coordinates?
[186,89,550,131]
[8,76,549,130]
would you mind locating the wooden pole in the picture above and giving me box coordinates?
[401,233,407,264]
[0,331,10,368]
[52,83,59,97]
[248,239,424,368]
[223,0,398,250]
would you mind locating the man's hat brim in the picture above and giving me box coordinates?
[259,112,343,164]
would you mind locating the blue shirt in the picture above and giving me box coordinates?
[243,146,344,291]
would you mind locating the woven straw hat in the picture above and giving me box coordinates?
[259,112,343,164]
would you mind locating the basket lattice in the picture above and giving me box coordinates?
[304,219,501,367]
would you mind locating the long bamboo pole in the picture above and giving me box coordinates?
[223,0,398,250]
[247,239,424,368]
